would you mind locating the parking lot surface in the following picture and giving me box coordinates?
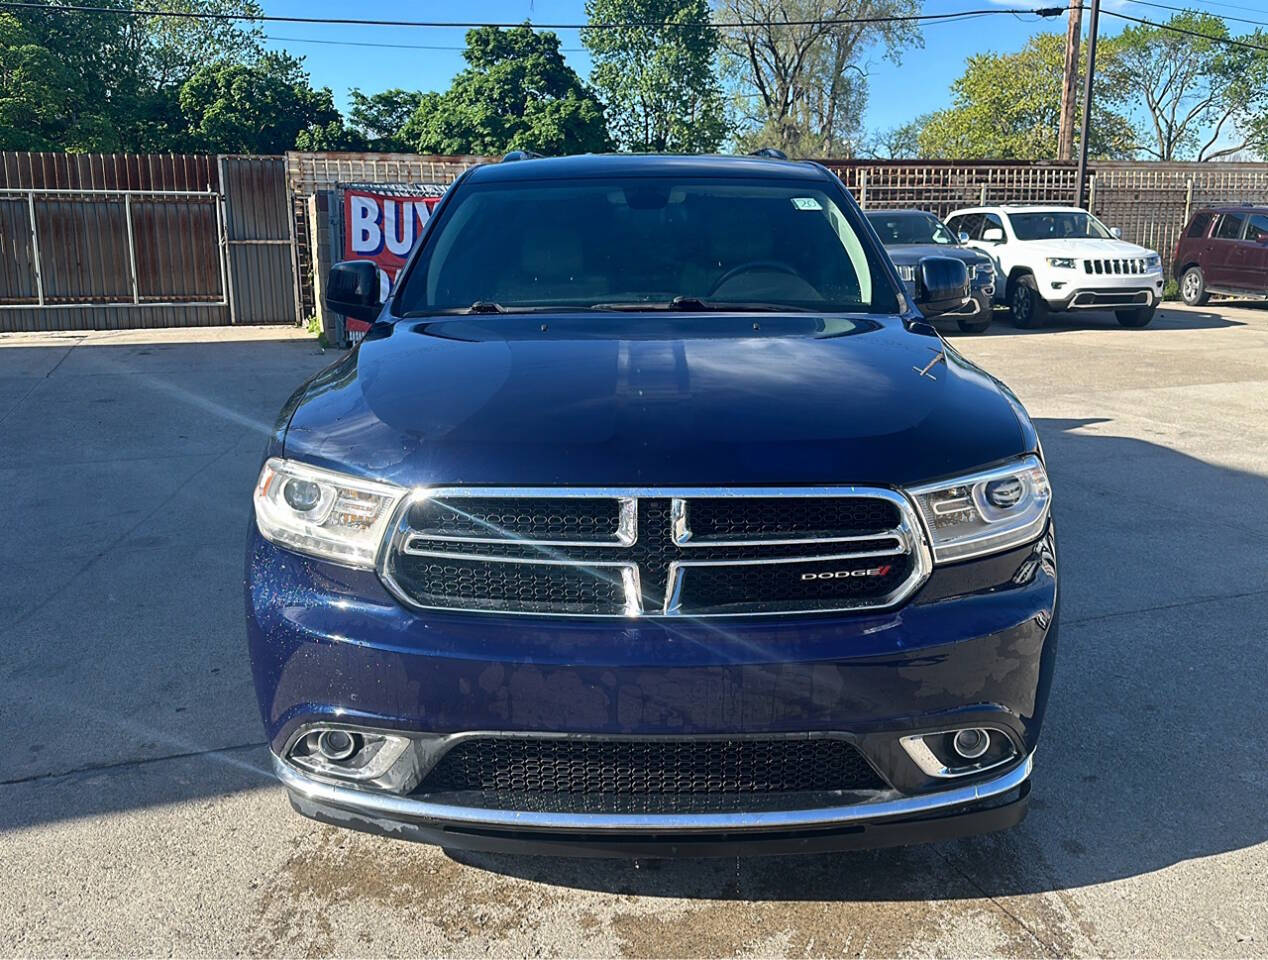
[1,306,1265,957]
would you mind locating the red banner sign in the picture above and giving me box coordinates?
[341,187,444,337]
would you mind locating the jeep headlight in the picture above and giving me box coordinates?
[254,458,406,567]
[1145,253,1161,270]
[906,455,1051,563]
[1045,257,1077,269]
[895,264,916,282]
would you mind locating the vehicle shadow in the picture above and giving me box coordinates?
[3,341,1265,910]
[449,418,1268,900]
[938,305,1244,337]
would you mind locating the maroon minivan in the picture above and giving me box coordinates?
[1174,206,1268,305]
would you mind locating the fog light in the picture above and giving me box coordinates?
[952,727,990,760]
[285,726,418,790]
[317,729,358,761]
[899,726,1017,778]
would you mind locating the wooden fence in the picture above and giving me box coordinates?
[821,159,1268,278]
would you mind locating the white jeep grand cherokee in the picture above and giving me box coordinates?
[945,205,1164,328]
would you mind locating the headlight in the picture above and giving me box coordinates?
[254,458,406,567]
[1145,253,1161,270]
[973,263,994,281]
[906,455,1051,563]
[895,264,916,282]
[1045,257,1077,269]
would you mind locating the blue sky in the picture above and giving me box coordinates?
[258,0,1137,137]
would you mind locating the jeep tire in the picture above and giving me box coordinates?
[1009,274,1047,329]
[1116,305,1157,328]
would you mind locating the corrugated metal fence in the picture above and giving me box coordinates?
[0,152,298,332]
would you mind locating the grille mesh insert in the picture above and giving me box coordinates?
[408,496,622,542]
[389,556,628,615]
[420,737,885,796]
[685,496,899,541]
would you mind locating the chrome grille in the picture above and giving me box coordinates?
[1083,257,1146,275]
[380,487,930,617]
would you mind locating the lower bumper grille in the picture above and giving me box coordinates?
[419,736,886,797]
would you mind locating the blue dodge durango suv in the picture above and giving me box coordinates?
[246,154,1058,856]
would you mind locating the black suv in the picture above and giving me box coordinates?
[865,209,996,332]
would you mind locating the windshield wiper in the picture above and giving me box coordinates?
[406,302,594,317]
[591,297,811,313]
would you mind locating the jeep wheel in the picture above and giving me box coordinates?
[1116,305,1156,328]
[1009,275,1047,329]
[1180,266,1209,306]
[957,312,992,333]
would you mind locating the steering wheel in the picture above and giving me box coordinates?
[707,260,801,297]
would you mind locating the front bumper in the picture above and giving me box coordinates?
[906,282,995,321]
[246,524,1058,854]
[1041,271,1165,310]
[277,752,1032,856]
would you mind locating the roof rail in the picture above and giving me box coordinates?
[749,147,788,160]
[502,150,544,162]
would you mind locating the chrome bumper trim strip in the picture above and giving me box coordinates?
[273,751,1033,833]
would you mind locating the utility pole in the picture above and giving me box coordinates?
[1074,0,1101,209]
[1057,2,1083,161]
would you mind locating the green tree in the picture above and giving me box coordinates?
[347,88,424,152]
[178,52,341,153]
[294,118,368,152]
[918,33,1134,159]
[718,0,920,157]
[11,0,263,152]
[403,25,610,155]
[581,0,725,153]
[864,115,927,159]
[1105,13,1267,161]
[0,14,118,150]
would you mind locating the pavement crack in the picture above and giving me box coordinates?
[0,739,269,787]
[1064,587,1268,629]
[931,846,1064,958]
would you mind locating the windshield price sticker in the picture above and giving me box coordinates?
[791,197,823,211]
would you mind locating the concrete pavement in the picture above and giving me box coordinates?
[1,307,1265,957]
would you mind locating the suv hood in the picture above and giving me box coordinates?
[283,315,1028,488]
[884,244,990,266]
[1018,237,1154,258]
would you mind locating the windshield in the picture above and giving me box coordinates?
[1009,210,1112,241]
[866,211,957,245]
[395,177,900,315]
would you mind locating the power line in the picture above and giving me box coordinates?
[264,34,587,53]
[0,0,1071,30]
[1118,0,1268,31]
[1098,7,1268,51]
[261,7,1030,55]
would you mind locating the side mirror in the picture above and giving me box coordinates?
[958,231,971,244]
[1110,226,1123,239]
[915,256,970,317]
[326,260,382,324]
[982,226,1005,243]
